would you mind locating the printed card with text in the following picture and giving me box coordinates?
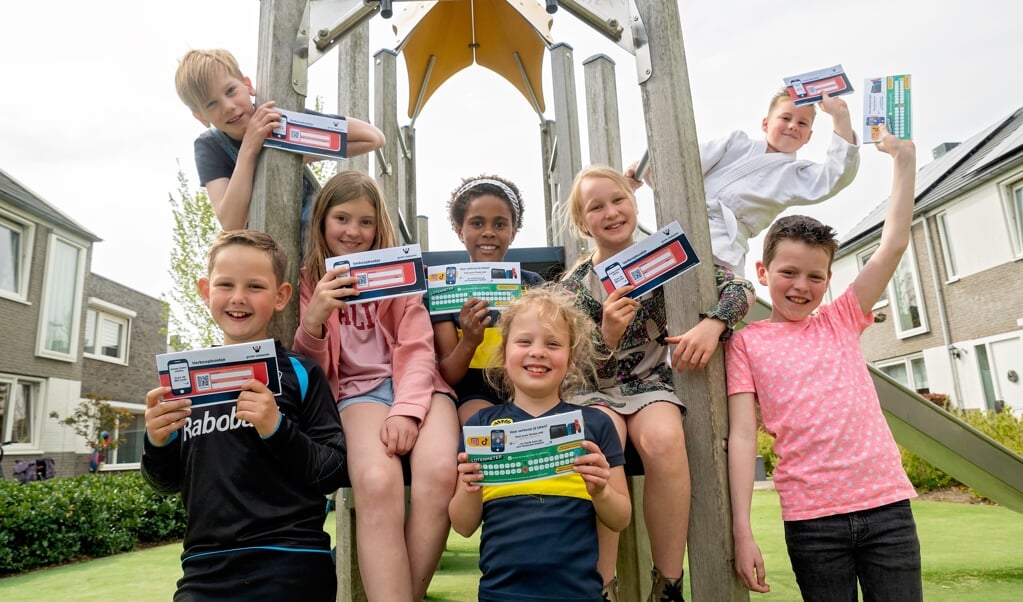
[326,244,426,304]
[862,75,912,143]
[156,339,280,407]
[425,262,522,315]
[593,221,700,299]
[263,108,349,160]
[463,410,586,485]
[783,64,854,106]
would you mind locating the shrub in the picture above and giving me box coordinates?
[0,472,185,574]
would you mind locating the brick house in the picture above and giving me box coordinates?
[829,107,1023,413]
[0,168,166,478]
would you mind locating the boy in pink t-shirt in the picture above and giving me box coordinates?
[725,125,921,600]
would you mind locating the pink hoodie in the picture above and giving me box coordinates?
[293,273,454,422]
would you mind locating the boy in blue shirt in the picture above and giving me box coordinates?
[142,230,347,601]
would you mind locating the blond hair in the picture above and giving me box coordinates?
[302,171,398,282]
[484,286,598,400]
[207,229,288,285]
[175,49,246,113]
[768,87,817,121]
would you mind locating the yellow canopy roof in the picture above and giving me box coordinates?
[394,0,553,119]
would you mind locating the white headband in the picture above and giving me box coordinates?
[455,178,521,224]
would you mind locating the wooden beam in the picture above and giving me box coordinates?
[254,0,305,347]
[373,49,402,239]
[635,1,748,599]
[583,53,623,170]
[337,19,371,174]
[550,43,585,266]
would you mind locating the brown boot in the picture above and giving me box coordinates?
[648,567,685,602]
[602,576,620,602]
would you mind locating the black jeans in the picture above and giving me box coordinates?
[783,500,922,602]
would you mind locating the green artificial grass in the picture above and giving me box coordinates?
[1,494,1021,601]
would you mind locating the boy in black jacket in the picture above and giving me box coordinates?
[142,230,346,601]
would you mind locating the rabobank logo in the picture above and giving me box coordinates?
[182,406,254,442]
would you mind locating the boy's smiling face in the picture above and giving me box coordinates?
[191,70,256,141]
[757,239,831,323]
[198,244,291,345]
[762,98,815,154]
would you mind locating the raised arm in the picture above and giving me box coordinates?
[345,117,386,158]
[819,91,855,145]
[852,126,917,314]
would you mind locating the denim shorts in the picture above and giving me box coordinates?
[336,378,394,412]
[783,499,922,602]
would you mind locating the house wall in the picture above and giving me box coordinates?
[82,274,167,403]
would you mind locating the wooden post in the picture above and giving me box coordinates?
[373,49,402,237]
[550,43,584,265]
[253,0,305,347]
[401,125,417,243]
[337,19,371,175]
[582,54,623,170]
[635,1,747,599]
[539,118,557,246]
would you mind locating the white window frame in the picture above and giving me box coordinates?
[0,209,35,303]
[856,244,889,310]
[35,233,87,361]
[876,354,929,393]
[100,401,145,470]
[0,375,44,448]
[890,241,929,338]
[935,212,959,282]
[1001,177,1023,259]
[83,298,136,365]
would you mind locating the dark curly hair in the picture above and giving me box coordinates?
[447,174,525,231]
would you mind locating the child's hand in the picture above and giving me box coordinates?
[235,379,280,437]
[601,287,639,351]
[819,91,855,144]
[664,317,726,372]
[301,265,361,338]
[734,534,770,593]
[874,124,916,160]
[239,100,282,156]
[455,452,484,493]
[573,440,613,497]
[457,298,492,347]
[381,415,419,457]
[623,161,645,191]
[145,386,191,446]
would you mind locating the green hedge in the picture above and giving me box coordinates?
[757,408,1023,496]
[0,471,186,575]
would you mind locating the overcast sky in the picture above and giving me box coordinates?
[1,1,1020,300]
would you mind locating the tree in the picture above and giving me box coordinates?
[50,394,134,471]
[164,164,221,351]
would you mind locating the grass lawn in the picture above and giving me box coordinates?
[1,491,1020,601]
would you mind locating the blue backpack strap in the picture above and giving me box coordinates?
[288,356,309,403]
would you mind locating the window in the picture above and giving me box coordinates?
[857,246,888,308]
[0,212,33,301]
[103,402,145,468]
[83,299,135,364]
[878,356,929,392]
[936,213,959,280]
[36,234,86,360]
[1009,184,1023,257]
[0,377,42,446]
[890,245,928,337]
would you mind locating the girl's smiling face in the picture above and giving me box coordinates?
[323,197,378,256]
[456,194,517,262]
[579,176,638,258]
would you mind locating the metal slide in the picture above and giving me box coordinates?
[744,299,1023,514]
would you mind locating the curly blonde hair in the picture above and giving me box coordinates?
[484,286,598,400]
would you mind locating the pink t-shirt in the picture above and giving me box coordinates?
[726,287,916,521]
[337,301,391,399]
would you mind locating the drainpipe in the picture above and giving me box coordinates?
[922,215,964,408]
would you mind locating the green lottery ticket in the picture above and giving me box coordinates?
[863,74,912,142]
[463,410,586,485]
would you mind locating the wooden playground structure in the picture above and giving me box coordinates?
[250,1,747,599]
